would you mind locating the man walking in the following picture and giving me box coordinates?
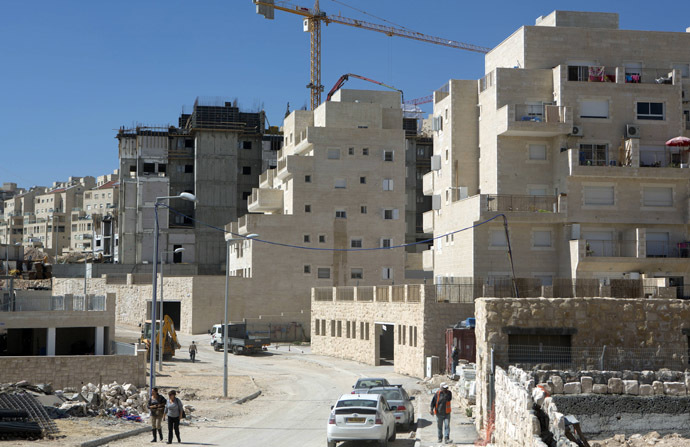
[430,382,452,444]
[451,345,460,375]
[189,341,197,363]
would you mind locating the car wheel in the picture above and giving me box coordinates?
[379,430,389,447]
[327,440,336,447]
[213,343,219,352]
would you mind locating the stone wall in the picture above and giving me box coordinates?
[494,367,547,447]
[474,297,690,431]
[0,350,146,389]
[311,285,474,378]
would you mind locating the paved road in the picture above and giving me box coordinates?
[116,328,420,447]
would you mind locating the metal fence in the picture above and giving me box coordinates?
[0,295,65,312]
[494,344,689,371]
[72,295,106,311]
[111,341,136,355]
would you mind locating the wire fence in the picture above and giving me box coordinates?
[493,344,689,371]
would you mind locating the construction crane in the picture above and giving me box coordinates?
[254,0,491,110]
[326,73,403,102]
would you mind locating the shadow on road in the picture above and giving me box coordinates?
[416,418,432,429]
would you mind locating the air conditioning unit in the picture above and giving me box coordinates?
[432,195,441,210]
[625,124,640,138]
[570,125,584,137]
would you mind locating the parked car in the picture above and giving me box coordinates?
[366,385,415,431]
[351,377,390,394]
[327,393,396,447]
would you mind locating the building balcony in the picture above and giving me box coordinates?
[571,238,690,273]
[422,211,434,233]
[422,172,434,196]
[247,188,283,213]
[565,66,679,86]
[485,194,560,213]
[276,155,313,181]
[496,104,572,137]
[259,169,276,188]
[422,249,434,271]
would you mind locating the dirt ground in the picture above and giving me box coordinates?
[590,432,690,446]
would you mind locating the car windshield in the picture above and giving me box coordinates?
[336,399,377,408]
[368,389,402,401]
[356,379,386,388]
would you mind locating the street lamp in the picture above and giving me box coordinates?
[158,247,184,372]
[223,232,258,397]
[149,193,196,397]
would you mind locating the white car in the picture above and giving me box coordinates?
[327,393,396,447]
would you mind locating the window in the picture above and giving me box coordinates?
[351,268,363,279]
[580,99,609,119]
[143,163,155,173]
[584,185,615,206]
[365,323,370,340]
[304,265,311,274]
[303,234,311,243]
[327,148,340,159]
[334,179,347,189]
[381,267,393,280]
[305,204,311,213]
[362,148,369,156]
[533,230,552,248]
[348,147,354,155]
[529,144,547,160]
[242,166,252,175]
[383,150,394,161]
[315,319,320,335]
[360,206,367,214]
[637,102,664,120]
[318,268,331,279]
[383,209,399,220]
[335,210,346,218]
[305,175,311,183]
[382,179,394,191]
[243,141,252,150]
[360,177,366,184]
[330,320,336,336]
[381,238,391,248]
[321,320,326,336]
[351,239,362,248]
[579,144,608,166]
[242,191,251,201]
[319,235,326,243]
[158,163,167,173]
[489,230,507,247]
[643,187,673,207]
[185,138,194,148]
[672,63,690,78]
[184,164,194,173]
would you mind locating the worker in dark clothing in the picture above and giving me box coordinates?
[430,382,452,444]
[451,345,460,375]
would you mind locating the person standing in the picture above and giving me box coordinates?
[164,390,184,444]
[148,387,166,442]
[451,345,460,375]
[430,382,452,444]
[189,341,197,363]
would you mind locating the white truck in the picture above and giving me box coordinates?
[209,323,270,354]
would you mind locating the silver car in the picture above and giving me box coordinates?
[327,393,397,447]
[366,386,416,431]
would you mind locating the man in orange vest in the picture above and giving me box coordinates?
[430,382,452,444]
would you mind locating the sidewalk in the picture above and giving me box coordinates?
[415,387,477,446]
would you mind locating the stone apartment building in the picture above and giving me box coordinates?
[225,89,407,327]
[1,187,44,247]
[70,173,119,260]
[117,98,266,273]
[423,10,690,294]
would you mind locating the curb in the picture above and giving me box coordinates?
[233,390,261,404]
[80,426,150,447]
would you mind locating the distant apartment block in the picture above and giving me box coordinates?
[70,172,119,260]
[423,11,690,295]
[117,98,271,273]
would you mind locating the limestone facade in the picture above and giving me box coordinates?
[423,10,690,292]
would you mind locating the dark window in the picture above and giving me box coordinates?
[143,163,155,173]
[185,139,194,148]
[303,235,311,243]
[243,141,252,150]
[129,165,136,173]
[319,235,326,243]
[304,265,311,274]
[360,177,366,184]
[318,268,330,279]
[348,147,354,155]
[184,164,194,174]
[242,191,251,201]
[173,245,183,263]
[351,239,362,248]
[637,102,664,120]
[361,206,367,214]
[508,334,572,365]
[242,166,252,175]
[305,204,311,213]
[362,148,369,156]
[305,175,311,183]
[383,151,394,161]
[158,163,167,173]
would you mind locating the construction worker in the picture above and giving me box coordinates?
[189,341,197,363]
[430,382,452,444]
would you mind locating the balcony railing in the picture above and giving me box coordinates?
[514,104,568,123]
[486,195,558,213]
[585,240,637,257]
[646,241,690,258]
[567,65,616,83]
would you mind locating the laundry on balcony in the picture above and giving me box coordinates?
[588,66,605,82]
[625,74,641,83]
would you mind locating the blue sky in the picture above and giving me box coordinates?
[1,1,689,188]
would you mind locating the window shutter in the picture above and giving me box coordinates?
[393,209,399,220]
[490,230,507,246]
[580,100,609,118]
[584,185,614,205]
[643,187,673,206]
[533,230,551,247]
[529,144,547,160]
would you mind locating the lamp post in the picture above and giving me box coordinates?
[158,247,184,372]
[149,192,195,397]
[223,233,258,398]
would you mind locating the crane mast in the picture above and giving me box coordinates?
[254,0,490,110]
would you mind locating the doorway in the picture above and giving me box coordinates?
[147,301,181,331]
[375,323,394,366]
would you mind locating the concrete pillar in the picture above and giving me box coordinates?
[46,328,56,356]
[95,327,104,355]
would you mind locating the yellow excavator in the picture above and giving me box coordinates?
[140,315,181,360]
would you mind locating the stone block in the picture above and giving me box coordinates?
[563,382,581,394]
[663,382,687,396]
[580,376,593,394]
[639,384,653,396]
[549,375,564,394]
[532,387,546,406]
[652,381,664,395]
[607,378,623,394]
[623,380,639,395]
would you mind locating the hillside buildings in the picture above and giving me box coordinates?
[424,10,690,294]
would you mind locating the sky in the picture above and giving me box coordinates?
[1,1,689,189]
